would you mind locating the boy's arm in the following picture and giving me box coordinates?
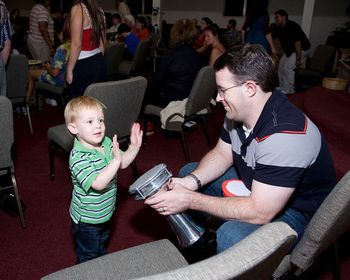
[91,136,122,190]
[120,123,143,169]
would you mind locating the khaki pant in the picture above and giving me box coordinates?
[27,36,50,62]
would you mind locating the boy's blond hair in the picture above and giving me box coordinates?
[64,96,106,125]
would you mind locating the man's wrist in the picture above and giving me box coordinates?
[188,173,202,189]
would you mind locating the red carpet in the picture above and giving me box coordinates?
[0,103,349,280]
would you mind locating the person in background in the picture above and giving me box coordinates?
[145,44,336,255]
[107,13,121,33]
[225,19,241,47]
[135,16,150,41]
[65,95,143,263]
[27,0,55,62]
[204,24,227,65]
[26,16,70,106]
[272,9,311,94]
[195,17,213,53]
[115,0,130,19]
[241,0,276,55]
[116,23,140,60]
[0,0,12,96]
[66,0,106,100]
[123,14,136,32]
[147,18,202,108]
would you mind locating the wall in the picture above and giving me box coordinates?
[6,0,350,54]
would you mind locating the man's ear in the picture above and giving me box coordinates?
[244,80,258,97]
[67,123,77,135]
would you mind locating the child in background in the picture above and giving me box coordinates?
[64,96,143,263]
[26,16,70,106]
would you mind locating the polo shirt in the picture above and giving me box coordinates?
[221,90,336,215]
[69,137,117,224]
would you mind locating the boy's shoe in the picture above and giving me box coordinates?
[45,98,58,107]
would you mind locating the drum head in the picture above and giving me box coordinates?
[129,163,172,199]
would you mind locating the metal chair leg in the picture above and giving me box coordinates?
[11,173,27,228]
[26,103,33,134]
[200,115,211,146]
[180,129,190,161]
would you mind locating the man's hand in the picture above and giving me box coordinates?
[145,183,193,215]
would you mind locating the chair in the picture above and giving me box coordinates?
[104,43,124,81]
[273,171,350,279]
[117,40,150,77]
[295,44,336,92]
[0,96,26,228]
[6,54,33,134]
[41,221,296,280]
[143,65,217,161]
[34,82,66,109]
[47,77,147,181]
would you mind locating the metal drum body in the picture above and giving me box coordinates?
[129,164,204,247]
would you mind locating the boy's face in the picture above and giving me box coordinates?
[68,107,105,149]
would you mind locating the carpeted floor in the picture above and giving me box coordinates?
[0,102,350,280]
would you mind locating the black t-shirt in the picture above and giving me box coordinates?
[273,20,311,57]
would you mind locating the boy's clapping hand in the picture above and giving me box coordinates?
[112,135,122,163]
[129,123,143,150]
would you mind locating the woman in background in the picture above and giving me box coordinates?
[204,24,226,65]
[66,0,106,99]
[241,0,276,55]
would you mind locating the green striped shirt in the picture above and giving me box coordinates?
[69,137,117,224]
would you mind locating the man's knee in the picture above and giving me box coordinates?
[178,162,198,177]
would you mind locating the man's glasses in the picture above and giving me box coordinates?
[217,82,245,97]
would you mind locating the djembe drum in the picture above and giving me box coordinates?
[129,163,204,247]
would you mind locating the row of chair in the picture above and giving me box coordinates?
[41,168,350,279]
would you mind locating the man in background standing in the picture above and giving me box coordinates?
[272,9,311,94]
[0,0,13,96]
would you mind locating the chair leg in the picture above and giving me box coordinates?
[200,115,211,146]
[11,173,27,229]
[26,103,33,134]
[331,242,342,280]
[142,117,148,146]
[49,141,56,181]
[180,129,190,161]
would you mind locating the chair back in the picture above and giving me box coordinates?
[105,43,124,80]
[139,222,297,280]
[0,96,14,169]
[289,171,350,271]
[85,77,147,140]
[131,40,150,73]
[6,54,28,100]
[185,65,216,117]
[308,45,335,73]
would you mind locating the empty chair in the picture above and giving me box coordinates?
[273,170,350,279]
[47,77,147,181]
[143,65,217,161]
[0,96,26,228]
[295,44,336,92]
[41,221,297,280]
[6,54,33,134]
[104,43,124,80]
[117,40,150,77]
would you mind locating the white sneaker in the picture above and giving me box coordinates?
[49,99,58,107]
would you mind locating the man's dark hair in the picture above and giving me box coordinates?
[112,13,121,21]
[214,44,278,93]
[275,9,288,19]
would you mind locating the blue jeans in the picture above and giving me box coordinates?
[72,220,110,263]
[178,163,310,253]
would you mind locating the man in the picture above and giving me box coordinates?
[0,0,12,96]
[145,44,336,253]
[225,19,241,46]
[273,9,311,94]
